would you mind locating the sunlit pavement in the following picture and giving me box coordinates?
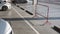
[0,2,60,34]
[12,3,60,34]
[0,6,36,34]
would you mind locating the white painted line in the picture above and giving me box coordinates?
[12,7,40,34]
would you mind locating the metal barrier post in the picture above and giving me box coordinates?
[33,0,37,17]
[33,0,51,26]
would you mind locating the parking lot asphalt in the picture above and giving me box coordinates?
[12,4,59,34]
[0,5,36,34]
[0,2,60,34]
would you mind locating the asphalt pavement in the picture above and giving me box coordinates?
[12,4,59,34]
[0,5,36,34]
[0,3,60,34]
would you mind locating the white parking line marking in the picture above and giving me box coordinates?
[12,7,40,34]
